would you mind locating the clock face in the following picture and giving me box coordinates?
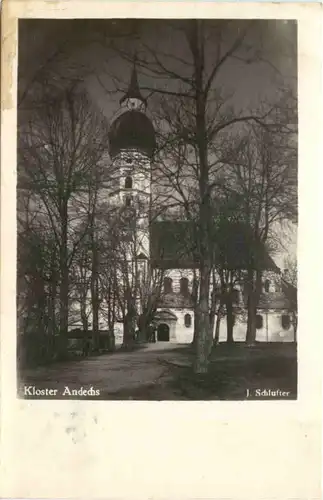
[126,98,144,111]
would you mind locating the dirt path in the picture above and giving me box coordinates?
[19,343,191,398]
[19,343,297,400]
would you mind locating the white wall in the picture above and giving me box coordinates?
[255,311,295,342]
[155,308,295,344]
[162,269,196,294]
[216,310,295,343]
[157,307,194,344]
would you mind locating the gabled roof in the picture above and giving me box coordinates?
[150,220,197,269]
[150,220,279,272]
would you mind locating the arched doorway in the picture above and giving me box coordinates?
[157,323,170,341]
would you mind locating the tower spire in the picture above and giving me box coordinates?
[120,56,146,106]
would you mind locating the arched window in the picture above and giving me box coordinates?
[281,314,291,330]
[125,176,133,189]
[180,277,189,296]
[264,280,270,293]
[163,277,173,294]
[125,196,132,207]
[256,314,263,329]
[184,313,192,328]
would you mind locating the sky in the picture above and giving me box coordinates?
[18,19,297,267]
[18,19,297,115]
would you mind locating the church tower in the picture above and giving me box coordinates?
[108,63,156,263]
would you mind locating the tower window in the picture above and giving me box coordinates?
[264,280,270,293]
[163,277,173,294]
[180,277,189,296]
[125,176,133,189]
[126,158,132,164]
[281,315,291,330]
[125,196,132,207]
[256,314,263,329]
[184,314,192,328]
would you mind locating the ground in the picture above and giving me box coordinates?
[19,343,297,400]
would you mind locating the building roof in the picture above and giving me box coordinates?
[150,220,197,269]
[257,292,292,310]
[150,220,279,271]
[281,279,297,309]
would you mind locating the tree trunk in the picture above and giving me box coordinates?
[137,313,150,342]
[209,309,216,343]
[292,312,297,342]
[246,268,261,345]
[194,264,212,374]
[246,295,256,345]
[226,299,234,344]
[58,205,69,358]
[80,298,89,332]
[58,264,69,358]
[59,265,69,334]
[91,283,100,350]
[188,20,214,374]
[214,308,222,345]
[35,274,48,362]
[108,271,117,333]
[123,300,136,348]
[192,308,199,348]
[49,279,57,337]
[48,254,58,359]
[91,229,100,351]
[209,276,218,344]
[191,276,199,348]
[123,315,135,347]
[245,266,254,344]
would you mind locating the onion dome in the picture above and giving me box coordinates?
[109,63,155,158]
[109,110,156,158]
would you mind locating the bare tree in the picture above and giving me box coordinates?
[224,123,297,344]
[18,85,110,357]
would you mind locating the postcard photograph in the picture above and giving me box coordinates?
[16,17,298,401]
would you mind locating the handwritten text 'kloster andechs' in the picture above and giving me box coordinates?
[23,386,101,397]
